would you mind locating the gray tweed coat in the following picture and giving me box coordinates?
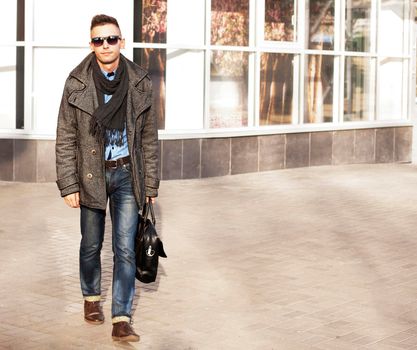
[55,53,159,210]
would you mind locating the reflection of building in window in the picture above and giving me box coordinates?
[345,0,372,52]
[260,54,293,125]
[344,57,371,121]
[264,0,295,41]
[306,1,334,123]
[210,51,248,128]
[210,0,249,128]
[309,0,334,50]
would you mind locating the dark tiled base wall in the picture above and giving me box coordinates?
[0,127,412,182]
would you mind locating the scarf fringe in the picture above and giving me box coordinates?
[89,116,124,147]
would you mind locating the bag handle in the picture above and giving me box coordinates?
[142,199,156,225]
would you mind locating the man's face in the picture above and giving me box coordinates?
[90,23,125,69]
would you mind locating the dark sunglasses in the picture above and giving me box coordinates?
[91,35,121,47]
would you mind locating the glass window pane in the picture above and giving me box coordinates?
[379,0,406,54]
[379,58,404,120]
[305,55,334,123]
[345,0,373,52]
[308,0,335,50]
[260,53,294,125]
[344,56,374,121]
[2,1,17,42]
[0,48,16,129]
[265,0,296,42]
[167,0,204,45]
[210,51,248,128]
[135,0,167,43]
[165,50,204,129]
[211,0,249,46]
[16,47,24,129]
[134,48,166,130]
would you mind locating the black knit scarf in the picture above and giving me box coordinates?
[90,54,129,146]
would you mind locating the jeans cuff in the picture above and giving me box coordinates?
[112,316,131,324]
[84,295,101,302]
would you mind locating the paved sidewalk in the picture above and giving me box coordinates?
[2,164,417,349]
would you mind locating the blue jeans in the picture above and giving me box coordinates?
[80,163,139,319]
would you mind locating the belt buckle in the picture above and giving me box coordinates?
[107,160,118,169]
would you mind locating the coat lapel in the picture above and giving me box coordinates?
[68,80,98,116]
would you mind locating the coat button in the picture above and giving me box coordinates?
[91,149,97,155]
[86,173,93,179]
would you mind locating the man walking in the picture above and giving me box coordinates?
[55,14,159,342]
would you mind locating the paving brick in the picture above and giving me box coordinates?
[2,164,417,348]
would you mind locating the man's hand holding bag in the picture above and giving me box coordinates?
[135,201,167,283]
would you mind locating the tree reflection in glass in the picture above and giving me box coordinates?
[134,48,166,130]
[344,56,373,121]
[345,0,372,52]
[260,53,294,125]
[211,0,249,46]
[209,51,248,128]
[305,55,333,123]
[134,0,167,129]
[308,0,335,50]
[264,0,295,41]
[210,0,249,128]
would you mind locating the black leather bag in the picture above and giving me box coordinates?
[135,202,167,283]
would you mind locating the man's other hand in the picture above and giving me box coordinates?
[64,192,80,208]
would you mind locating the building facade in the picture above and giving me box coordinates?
[0,0,415,182]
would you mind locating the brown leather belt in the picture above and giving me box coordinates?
[105,155,130,169]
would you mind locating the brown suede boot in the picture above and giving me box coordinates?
[84,300,104,325]
[112,321,140,342]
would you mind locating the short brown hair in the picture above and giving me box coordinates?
[90,14,120,31]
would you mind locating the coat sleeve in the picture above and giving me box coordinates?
[141,79,160,198]
[55,78,79,197]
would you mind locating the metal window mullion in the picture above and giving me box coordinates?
[369,56,377,121]
[254,50,261,127]
[203,0,211,129]
[339,52,346,123]
[404,1,412,120]
[374,0,381,121]
[333,55,340,123]
[297,0,306,125]
[338,0,346,123]
[24,0,33,132]
[247,52,255,127]
[403,58,409,120]
[370,0,378,53]
[258,0,265,45]
[248,0,256,127]
[335,0,343,52]
[249,0,256,47]
[295,53,302,125]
